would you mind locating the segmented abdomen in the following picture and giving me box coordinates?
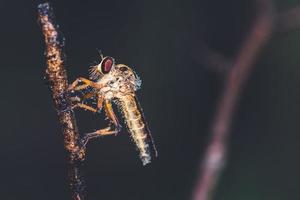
[117,94,157,165]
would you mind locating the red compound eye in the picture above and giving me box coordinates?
[101,57,114,74]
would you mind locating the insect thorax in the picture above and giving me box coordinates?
[97,64,141,100]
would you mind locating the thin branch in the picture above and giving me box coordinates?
[193,5,300,75]
[192,0,274,199]
[38,3,86,200]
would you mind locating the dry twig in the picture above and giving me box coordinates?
[38,3,86,200]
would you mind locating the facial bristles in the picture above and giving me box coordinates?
[89,64,100,80]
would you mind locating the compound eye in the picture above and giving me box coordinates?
[101,57,114,74]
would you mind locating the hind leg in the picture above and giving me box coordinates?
[80,98,121,146]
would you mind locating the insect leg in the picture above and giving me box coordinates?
[70,92,96,103]
[72,103,98,113]
[97,95,104,111]
[80,99,121,147]
[69,92,98,113]
[82,92,96,100]
[104,100,121,132]
[69,96,119,146]
[81,127,118,147]
[68,77,101,91]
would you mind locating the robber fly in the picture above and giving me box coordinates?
[69,54,157,165]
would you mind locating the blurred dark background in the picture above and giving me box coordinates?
[0,0,299,199]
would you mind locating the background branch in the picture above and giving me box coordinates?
[194,5,300,74]
[38,3,86,200]
[192,0,274,199]
[277,6,300,32]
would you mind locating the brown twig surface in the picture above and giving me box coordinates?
[38,3,86,200]
[192,0,274,199]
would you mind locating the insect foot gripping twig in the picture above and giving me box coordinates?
[38,2,86,200]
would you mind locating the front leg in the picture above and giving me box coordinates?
[69,93,98,113]
[71,94,104,113]
[69,77,102,91]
